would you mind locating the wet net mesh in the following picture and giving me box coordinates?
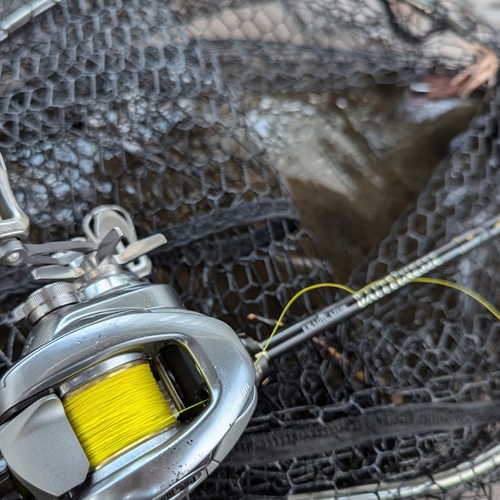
[1,0,500,498]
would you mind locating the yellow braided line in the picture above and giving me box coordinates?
[64,362,176,468]
[254,283,355,365]
[412,277,500,321]
[255,277,500,364]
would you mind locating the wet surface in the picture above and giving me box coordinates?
[243,86,480,281]
[180,0,490,280]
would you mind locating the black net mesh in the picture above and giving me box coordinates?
[1,0,500,499]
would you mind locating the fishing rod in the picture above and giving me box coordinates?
[252,214,500,377]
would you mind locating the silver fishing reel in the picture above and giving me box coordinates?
[0,155,257,500]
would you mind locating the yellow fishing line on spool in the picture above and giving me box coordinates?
[63,362,176,469]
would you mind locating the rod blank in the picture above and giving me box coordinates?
[261,215,500,360]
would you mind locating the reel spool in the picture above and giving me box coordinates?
[60,353,179,470]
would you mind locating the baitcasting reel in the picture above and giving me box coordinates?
[0,154,257,500]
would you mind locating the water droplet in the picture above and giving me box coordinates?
[336,97,348,110]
